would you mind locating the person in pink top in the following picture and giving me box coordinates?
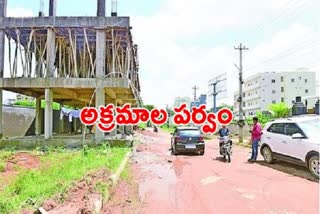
[248,116,262,162]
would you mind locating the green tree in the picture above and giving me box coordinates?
[218,103,234,111]
[143,104,154,111]
[268,102,290,118]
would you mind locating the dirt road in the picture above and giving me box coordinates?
[131,129,319,214]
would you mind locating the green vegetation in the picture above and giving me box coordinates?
[218,103,234,111]
[138,123,147,129]
[0,146,130,213]
[0,162,5,173]
[15,99,61,110]
[120,165,130,181]
[0,151,13,173]
[160,124,176,133]
[143,104,154,111]
[245,111,273,126]
[268,102,290,118]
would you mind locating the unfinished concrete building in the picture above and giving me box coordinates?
[0,0,142,142]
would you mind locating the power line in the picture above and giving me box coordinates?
[245,36,320,72]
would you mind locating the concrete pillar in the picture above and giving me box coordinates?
[45,89,53,139]
[95,29,106,141]
[0,0,6,139]
[49,0,57,16]
[46,28,55,77]
[97,0,106,17]
[96,30,106,78]
[0,0,7,17]
[95,88,105,141]
[35,97,42,136]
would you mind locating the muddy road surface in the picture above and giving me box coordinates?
[131,129,319,214]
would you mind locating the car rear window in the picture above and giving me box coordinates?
[178,130,201,137]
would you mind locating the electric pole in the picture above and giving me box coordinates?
[234,43,248,144]
[192,85,199,101]
[209,78,226,113]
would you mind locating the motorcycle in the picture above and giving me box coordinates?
[219,136,232,163]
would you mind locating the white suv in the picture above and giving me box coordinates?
[260,115,320,178]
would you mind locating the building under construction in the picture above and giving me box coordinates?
[0,0,142,142]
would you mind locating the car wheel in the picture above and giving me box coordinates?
[262,146,273,164]
[199,151,204,156]
[308,155,319,179]
[173,145,178,155]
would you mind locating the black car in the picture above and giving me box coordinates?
[170,127,205,155]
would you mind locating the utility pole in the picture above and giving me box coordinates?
[209,78,226,113]
[192,85,199,101]
[234,43,248,144]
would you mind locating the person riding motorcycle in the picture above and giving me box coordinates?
[218,125,232,154]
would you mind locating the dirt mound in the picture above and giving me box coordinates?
[41,170,110,214]
[0,152,40,191]
[137,129,160,137]
[5,152,40,172]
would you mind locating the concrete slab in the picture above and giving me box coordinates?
[0,17,130,28]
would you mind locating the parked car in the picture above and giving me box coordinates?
[170,126,205,155]
[260,115,320,178]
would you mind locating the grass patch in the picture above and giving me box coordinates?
[0,162,5,173]
[160,124,176,133]
[138,123,147,129]
[0,151,13,173]
[120,165,130,181]
[0,146,129,213]
[95,181,109,201]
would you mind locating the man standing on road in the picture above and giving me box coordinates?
[248,116,262,162]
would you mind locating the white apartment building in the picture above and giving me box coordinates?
[174,96,191,109]
[234,71,317,116]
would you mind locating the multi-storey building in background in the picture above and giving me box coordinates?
[234,70,317,116]
[191,94,207,109]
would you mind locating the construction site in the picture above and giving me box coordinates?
[0,0,142,144]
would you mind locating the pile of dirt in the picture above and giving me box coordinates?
[137,129,159,138]
[5,152,40,172]
[0,152,40,191]
[40,170,110,214]
[102,170,140,214]
[40,168,140,214]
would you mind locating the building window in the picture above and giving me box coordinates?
[281,76,284,82]
[305,89,309,93]
[291,78,295,83]
[292,100,295,104]
[271,79,276,83]
[281,87,284,92]
[272,100,276,104]
[243,93,245,97]
[281,97,284,102]
[243,102,245,107]
[272,90,276,94]
[305,79,308,83]
[299,77,302,80]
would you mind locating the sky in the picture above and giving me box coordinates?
[2,0,320,108]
